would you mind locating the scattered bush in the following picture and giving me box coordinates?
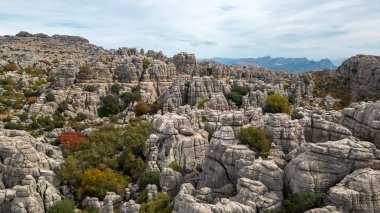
[197,99,208,108]
[121,85,142,106]
[59,131,85,150]
[84,85,97,92]
[3,63,18,71]
[78,168,127,199]
[19,112,28,121]
[138,171,160,191]
[75,112,88,121]
[111,83,123,95]
[238,127,271,157]
[291,112,304,120]
[140,192,173,213]
[27,96,37,104]
[142,59,150,69]
[264,94,291,115]
[45,93,55,102]
[168,161,182,173]
[24,89,41,98]
[47,199,75,213]
[281,192,326,213]
[97,95,124,117]
[135,101,152,116]
[79,65,93,75]
[4,122,25,130]
[224,86,250,107]
[57,101,69,113]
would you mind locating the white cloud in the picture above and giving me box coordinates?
[0,0,379,61]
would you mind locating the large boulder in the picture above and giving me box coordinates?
[284,138,380,194]
[341,101,380,148]
[325,168,380,212]
[198,126,255,189]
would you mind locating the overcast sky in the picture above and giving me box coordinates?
[1,0,379,63]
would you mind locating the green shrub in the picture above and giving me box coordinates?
[140,192,173,213]
[75,113,88,121]
[79,65,93,75]
[142,59,150,69]
[4,122,25,130]
[45,93,55,102]
[57,101,69,113]
[19,112,28,121]
[47,199,75,213]
[122,91,142,106]
[264,94,291,114]
[97,95,124,117]
[119,152,146,181]
[138,171,160,191]
[281,192,326,213]
[84,85,97,92]
[238,127,271,157]
[111,83,123,95]
[201,115,208,122]
[224,86,250,107]
[291,112,304,120]
[197,99,208,108]
[84,205,99,213]
[168,161,183,173]
[23,89,41,97]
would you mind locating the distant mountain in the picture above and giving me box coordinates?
[211,56,337,73]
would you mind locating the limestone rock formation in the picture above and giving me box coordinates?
[160,168,183,197]
[338,55,380,101]
[285,138,380,194]
[172,52,197,75]
[10,175,44,213]
[198,126,255,189]
[325,168,380,212]
[341,101,380,148]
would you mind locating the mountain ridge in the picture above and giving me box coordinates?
[210,56,337,73]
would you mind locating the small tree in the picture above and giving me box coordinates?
[78,168,127,199]
[59,131,85,150]
[45,93,55,102]
[140,192,173,213]
[264,94,291,114]
[238,127,271,157]
[75,112,88,121]
[138,171,160,190]
[111,83,123,95]
[135,101,152,116]
[97,95,124,117]
[84,85,97,92]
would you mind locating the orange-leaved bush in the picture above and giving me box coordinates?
[59,131,85,149]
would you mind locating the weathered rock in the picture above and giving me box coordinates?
[325,168,380,212]
[160,168,183,197]
[0,130,58,188]
[198,126,255,189]
[305,205,340,213]
[300,113,352,143]
[173,183,254,213]
[341,101,380,148]
[36,176,61,209]
[10,175,44,213]
[285,138,380,194]
[337,55,380,101]
[172,52,197,75]
[265,113,305,154]
[118,200,140,213]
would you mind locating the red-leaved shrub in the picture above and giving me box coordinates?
[58,131,85,149]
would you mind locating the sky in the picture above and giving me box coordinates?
[0,0,380,64]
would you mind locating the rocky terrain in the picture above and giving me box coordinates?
[0,32,379,213]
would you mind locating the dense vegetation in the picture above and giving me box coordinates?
[58,119,153,199]
[264,94,291,114]
[238,127,271,157]
[224,86,250,107]
[47,199,75,213]
[281,192,326,213]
